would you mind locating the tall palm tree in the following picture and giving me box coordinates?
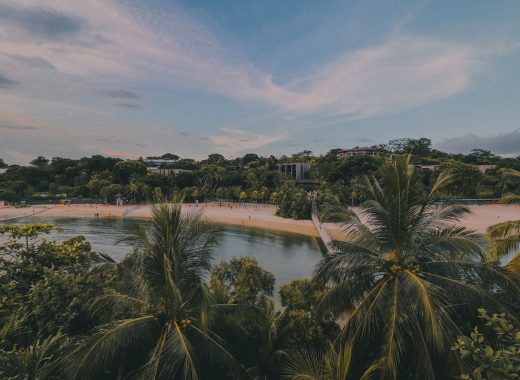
[67,203,244,379]
[312,155,519,379]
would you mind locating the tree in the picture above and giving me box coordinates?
[30,156,49,169]
[210,257,275,306]
[452,308,520,379]
[328,155,382,184]
[277,279,339,349]
[440,160,483,197]
[242,153,259,165]
[312,155,518,379]
[207,153,225,165]
[485,220,520,263]
[209,257,278,377]
[384,138,431,156]
[275,182,311,220]
[112,160,147,183]
[0,158,7,168]
[67,204,244,379]
[0,333,71,379]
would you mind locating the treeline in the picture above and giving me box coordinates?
[1,138,519,215]
[1,157,519,378]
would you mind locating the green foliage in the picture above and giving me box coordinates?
[385,138,432,156]
[210,256,275,306]
[440,160,483,197]
[327,155,382,184]
[0,225,105,339]
[485,220,520,263]
[275,181,311,219]
[0,333,71,380]
[15,270,109,340]
[453,309,520,379]
[312,155,519,379]
[66,203,245,379]
[277,279,339,349]
[501,194,520,204]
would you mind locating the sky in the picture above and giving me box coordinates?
[1,0,520,164]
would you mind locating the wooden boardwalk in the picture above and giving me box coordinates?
[311,200,336,254]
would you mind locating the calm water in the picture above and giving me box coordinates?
[3,217,326,294]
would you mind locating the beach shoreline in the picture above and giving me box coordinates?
[1,203,519,238]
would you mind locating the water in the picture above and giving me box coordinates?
[2,217,326,294]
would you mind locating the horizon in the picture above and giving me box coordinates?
[1,1,520,164]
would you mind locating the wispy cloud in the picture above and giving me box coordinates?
[436,130,520,156]
[0,1,497,119]
[208,128,287,154]
[96,89,140,99]
[0,124,38,130]
[0,3,84,40]
[0,73,16,87]
[113,102,141,109]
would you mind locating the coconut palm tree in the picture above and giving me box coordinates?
[67,203,245,379]
[312,155,519,379]
[486,220,520,272]
[281,344,374,380]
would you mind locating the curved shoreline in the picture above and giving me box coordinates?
[0,203,321,237]
[1,203,519,237]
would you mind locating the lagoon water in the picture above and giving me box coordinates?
[4,217,326,295]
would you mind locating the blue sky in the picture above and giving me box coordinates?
[1,0,519,163]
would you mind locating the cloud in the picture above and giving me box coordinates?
[97,89,140,99]
[0,124,38,130]
[208,128,287,153]
[10,55,55,69]
[0,3,84,40]
[95,148,142,159]
[0,1,495,119]
[0,74,16,87]
[436,130,520,156]
[113,102,141,109]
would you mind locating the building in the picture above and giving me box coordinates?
[147,167,194,176]
[143,158,178,166]
[337,146,385,159]
[278,163,310,180]
[414,164,440,171]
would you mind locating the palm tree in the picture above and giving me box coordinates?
[312,155,519,379]
[68,203,244,379]
[486,220,520,272]
[129,180,139,203]
[281,344,375,380]
[0,333,69,379]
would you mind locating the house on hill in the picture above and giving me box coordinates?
[337,146,385,159]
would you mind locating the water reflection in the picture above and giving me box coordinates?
[4,217,326,293]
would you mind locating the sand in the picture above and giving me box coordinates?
[0,203,518,238]
[0,203,319,236]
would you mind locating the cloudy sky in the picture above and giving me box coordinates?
[1,0,519,164]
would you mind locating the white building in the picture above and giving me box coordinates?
[143,158,178,166]
[147,167,194,176]
[278,163,310,180]
[337,146,385,159]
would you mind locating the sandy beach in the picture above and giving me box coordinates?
[1,203,519,237]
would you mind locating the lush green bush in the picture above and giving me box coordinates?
[274,181,311,219]
[452,309,520,379]
[501,193,520,204]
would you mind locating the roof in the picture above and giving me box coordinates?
[338,146,384,153]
